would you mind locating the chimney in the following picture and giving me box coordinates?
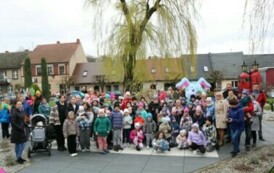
[5,50,9,53]
[57,41,60,44]
[76,39,80,43]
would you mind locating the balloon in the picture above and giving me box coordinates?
[30,88,35,96]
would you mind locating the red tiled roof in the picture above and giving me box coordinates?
[26,40,80,64]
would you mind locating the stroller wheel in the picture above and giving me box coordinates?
[28,148,31,158]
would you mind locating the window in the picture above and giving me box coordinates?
[12,70,18,79]
[106,85,111,92]
[203,66,208,72]
[47,65,53,75]
[114,85,119,91]
[82,70,88,77]
[0,71,7,81]
[36,66,42,76]
[232,81,238,87]
[59,65,65,75]
[75,86,80,91]
[151,68,156,73]
[165,67,169,73]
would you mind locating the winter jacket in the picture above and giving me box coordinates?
[93,116,111,137]
[187,130,206,146]
[251,100,261,131]
[76,113,92,130]
[228,105,245,131]
[159,123,171,139]
[136,109,148,120]
[0,109,11,123]
[66,103,79,116]
[10,108,27,144]
[123,115,133,129]
[180,115,193,131]
[23,101,32,116]
[130,129,144,142]
[38,103,50,117]
[206,105,215,119]
[256,92,267,109]
[202,124,217,146]
[110,110,123,129]
[121,98,132,110]
[63,119,79,138]
[49,107,61,125]
[56,101,67,125]
[143,120,156,134]
[192,113,205,129]
[215,99,228,129]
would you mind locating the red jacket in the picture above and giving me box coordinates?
[257,92,267,109]
[121,98,132,110]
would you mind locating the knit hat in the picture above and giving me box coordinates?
[138,102,144,108]
[125,91,131,97]
[135,122,141,128]
[161,117,170,123]
[147,113,152,119]
[26,99,33,105]
[105,93,110,99]
[183,107,189,113]
[98,109,105,114]
[180,129,187,135]
[124,108,129,114]
[242,89,249,96]
[192,123,199,129]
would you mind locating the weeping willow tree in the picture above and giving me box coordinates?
[244,0,274,53]
[86,0,199,91]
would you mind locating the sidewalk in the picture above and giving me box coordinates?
[14,120,274,173]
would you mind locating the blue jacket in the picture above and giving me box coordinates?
[0,109,11,123]
[110,110,123,129]
[23,101,32,116]
[206,105,215,120]
[228,106,245,131]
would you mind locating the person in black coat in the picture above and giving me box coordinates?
[10,100,27,164]
[55,95,68,151]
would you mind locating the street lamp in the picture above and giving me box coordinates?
[241,61,248,72]
[252,60,259,71]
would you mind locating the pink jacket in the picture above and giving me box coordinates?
[130,129,144,142]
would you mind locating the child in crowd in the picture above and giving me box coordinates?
[0,103,11,139]
[159,117,171,142]
[180,107,193,132]
[76,106,92,152]
[130,123,144,151]
[192,106,205,129]
[134,112,145,126]
[110,103,124,152]
[94,109,111,155]
[143,113,156,149]
[170,117,180,147]
[202,116,217,152]
[63,111,79,157]
[187,123,206,154]
[152,132,169,152]
[123,109,133,147]
[176,129,188,150]
[205,97,215,119]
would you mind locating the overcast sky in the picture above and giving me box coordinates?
[0,0,273,56]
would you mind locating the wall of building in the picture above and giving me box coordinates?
[68,44,87,76]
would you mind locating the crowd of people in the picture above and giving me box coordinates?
[0,83,267,164]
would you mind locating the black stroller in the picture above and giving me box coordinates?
[27,114,52,158]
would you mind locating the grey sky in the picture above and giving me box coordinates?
[0,0,273,56]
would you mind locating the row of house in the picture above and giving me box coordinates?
[0,39,274,94]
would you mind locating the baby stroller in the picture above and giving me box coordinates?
[27,114,52,158]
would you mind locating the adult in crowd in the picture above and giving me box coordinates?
[214,92,228,146]
[33,90,43,114]
[228,97,245,157]
[10,100,27,164]
[121,91,132,110]
[223,83,235,99]
[55,95,67,151]
[240,90,254,151]
[250,95,262,147]
[38,97,50,118]
[19,96,32,124]
[252,84,266,141]
[66,96,79,115]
